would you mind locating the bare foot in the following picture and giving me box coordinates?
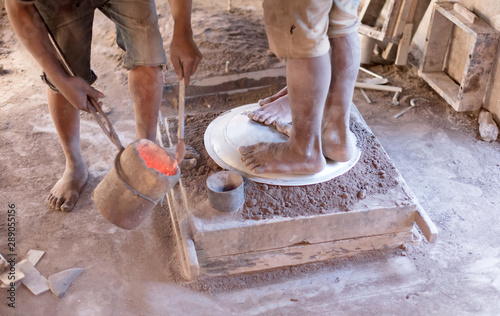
[272,121,356,162]
[239,141,326,174]
[258,86,288,107]
[248,88,292,125]
[273,120,292,137]
[322,128,358,162]
[47,163,88,212]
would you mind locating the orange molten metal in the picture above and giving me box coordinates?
[137,140,178,176]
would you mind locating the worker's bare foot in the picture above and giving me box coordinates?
[239,141,326,174]
[248,88,292,125]
[47,163,88,212]
[273,120,357,162]
[273,120,292,137]
[322,128,358,162]
[258,86,288,107]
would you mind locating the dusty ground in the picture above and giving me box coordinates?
[1,0,500,315]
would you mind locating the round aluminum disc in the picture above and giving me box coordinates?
[204,103,360,186]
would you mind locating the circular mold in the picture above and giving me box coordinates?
[204,103,360,186]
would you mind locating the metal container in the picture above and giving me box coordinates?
[206,171,244,213]
[93,139,180,230]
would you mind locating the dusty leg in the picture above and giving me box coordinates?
[322,32,361,162]
[248,86,292,125]
[239,54,330,174]
[46,88,88,212]
[129,65,163,142]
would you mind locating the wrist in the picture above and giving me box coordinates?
[173,25,193,38]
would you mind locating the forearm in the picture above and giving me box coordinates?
[5,1,68,84]
[168,0,194,37]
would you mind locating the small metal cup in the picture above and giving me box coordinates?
[206,171,244,213]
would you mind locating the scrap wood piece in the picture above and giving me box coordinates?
[415,203,438,243]
[0,265,25,285]
[48,268,84,298]
[355,82,402,92]
[0,254,8,274]
[25,250,45,267]
[0,280,22,289]
[17,259,49,295]
[359,66,384,79]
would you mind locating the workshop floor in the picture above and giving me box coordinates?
[1,0,500,315]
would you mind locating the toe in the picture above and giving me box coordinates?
[61,195,77,212]
[242,156,256,166]
[251,112,262,121]
[55,197,65,210]
[258,113,270,123]
[239,145,254,155]
[49,195,58,208]
[248,161,261,170]
[254,166,266,174]
[264,117,275,125]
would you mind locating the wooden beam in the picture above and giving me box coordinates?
[200,231,415,277]
[421,9,454,72]
[194,205,415,259]
[415,203,438,243]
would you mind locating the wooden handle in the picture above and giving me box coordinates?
[174,81,186,164]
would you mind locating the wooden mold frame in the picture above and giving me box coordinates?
[161,105,437,280]
[419,2,499,112]
[358,0,414,44]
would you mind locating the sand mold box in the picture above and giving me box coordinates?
[166,108,406,221]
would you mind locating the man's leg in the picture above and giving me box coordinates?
[47,89,88,212]
[322,32,360,162]
[239,53,330,174]
[128,65,163,141]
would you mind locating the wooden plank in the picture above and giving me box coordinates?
[395,23,413,66]
[421,9,454,73]
[359,0,387,26]
[419,72,459,108]
[453,3,476,24]
[167,181,200,280]
[444,24,472,84]
[382,0,417,62]
[164,117,200,280]
[163,68,287,104]
[391,0,413,39]
[355,82,402,92]
[200,231,414,277]
[457,34,499,112]
[435,2,499,37]
[415,203,438,243]
[383,0,403,41]
[193,205,416,259]
[358,24,387,42]
[359,0,402,43]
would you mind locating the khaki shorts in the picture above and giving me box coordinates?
[34,0,166,90]
[263,0,360,59]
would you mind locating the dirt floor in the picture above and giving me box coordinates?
[1,0,500,315]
